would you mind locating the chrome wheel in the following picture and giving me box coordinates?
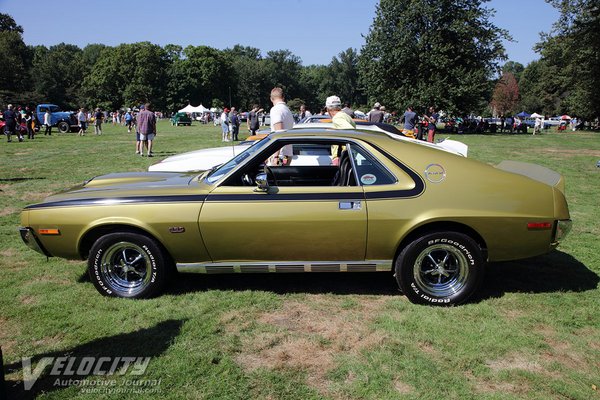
[413,244,469,298]
[100,241,152,296]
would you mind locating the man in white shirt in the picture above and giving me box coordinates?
[269,87,294,165]
[77,108,87,136]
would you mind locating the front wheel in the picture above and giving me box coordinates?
[395,232,484,306]
[57,121,70,133]
[88,232,170,298]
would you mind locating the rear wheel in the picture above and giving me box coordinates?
[88,232,170,298]
[395,232,484,306]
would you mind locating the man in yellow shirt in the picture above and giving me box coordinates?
[326,95,356,130]
[326,96,355,165]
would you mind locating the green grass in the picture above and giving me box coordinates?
[1,122,599,399]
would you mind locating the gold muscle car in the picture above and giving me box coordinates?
[19,128,572,305]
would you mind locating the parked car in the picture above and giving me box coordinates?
[148,123,468,173]
[19,128,571,305]
[35,104,78,133]
[170,112,192,126]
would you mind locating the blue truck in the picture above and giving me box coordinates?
[36,104,78,133]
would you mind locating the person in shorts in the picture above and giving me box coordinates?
[137,103,157,157]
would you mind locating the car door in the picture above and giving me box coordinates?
[198,139,367,263]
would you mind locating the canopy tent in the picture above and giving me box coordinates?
[530,112,544,118]
[516,111,531,118]
[178,104,210,114]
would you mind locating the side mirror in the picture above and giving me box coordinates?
[255,172,269,192]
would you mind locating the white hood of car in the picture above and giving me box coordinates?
[148,144,251,172]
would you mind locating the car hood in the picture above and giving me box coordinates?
[29,172,206,207]
[148,144,250,172]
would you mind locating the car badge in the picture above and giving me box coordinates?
[360,174,377,185]
[424,164,446,183]
[169,226,186,233]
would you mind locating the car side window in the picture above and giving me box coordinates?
[348,144,396,186]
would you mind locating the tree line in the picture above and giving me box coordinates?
[1,0,598,120]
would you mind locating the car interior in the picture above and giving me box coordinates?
[223,140,395,188]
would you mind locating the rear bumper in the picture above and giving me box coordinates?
[18,227,51,257]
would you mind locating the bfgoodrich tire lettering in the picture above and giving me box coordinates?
[395,232,484,306]
[88,232,169,298]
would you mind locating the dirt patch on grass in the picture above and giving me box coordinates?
[33,333,65,349]
[539,148,600,157]
[0,317,19,353]
[393,379,415,394]
[225,295,390,396]
[0,184,17,197]
[486,352,543,373]
[0,207,18,217]
[0,248,19,258]
[21,191,53,202]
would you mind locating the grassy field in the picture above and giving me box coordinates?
[1,121,599,399]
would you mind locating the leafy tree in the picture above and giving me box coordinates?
[298,64,330,113]
[0,13,23,33]
[359,0,509,115]
[528,0,600,118]
[223,45,268,110]
[490,72,519,115]
[0,14,30,104]
[0,31,30,103]
[327,48,366,107]
[502,61,524,82]
[263,50,303,101]
[82,42,169,110]
[30,43,85,109]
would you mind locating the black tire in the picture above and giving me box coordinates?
[88,232,170,298]
[57,121,70,133]
[395,232,484,306]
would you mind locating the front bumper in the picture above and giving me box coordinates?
[19,227,51,257]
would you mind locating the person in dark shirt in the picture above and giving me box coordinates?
[3,104,21,142]
[24,106,34,139]
[401,106,418,139]
[247,104,261,135]
[368,102,384,123]
[425,106,440,143]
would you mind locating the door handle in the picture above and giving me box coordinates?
[339,201,362,210]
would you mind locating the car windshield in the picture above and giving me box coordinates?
[205,138,271,184]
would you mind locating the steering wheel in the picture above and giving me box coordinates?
[264,166,278,187]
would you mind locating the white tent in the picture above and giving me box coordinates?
[178,104,210,113]
[530,112,544,118]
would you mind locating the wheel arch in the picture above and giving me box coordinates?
[395,221,488,263]
[79,224,175,266]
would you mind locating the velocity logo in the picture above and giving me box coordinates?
[22,356,151,390]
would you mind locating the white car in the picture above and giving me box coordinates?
[148,123,467,173]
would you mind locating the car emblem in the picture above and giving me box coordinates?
[360,174,377,185]
[169,226,186,233]
[424,164,446,183]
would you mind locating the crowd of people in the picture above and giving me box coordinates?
[4,96,598,150]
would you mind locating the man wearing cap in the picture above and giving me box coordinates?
[326,95,355,130]
[326,96,356,165]
[368,102,384,123]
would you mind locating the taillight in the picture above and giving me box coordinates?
[527,222,552,230]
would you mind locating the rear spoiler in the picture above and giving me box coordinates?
[496,160,565,193]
